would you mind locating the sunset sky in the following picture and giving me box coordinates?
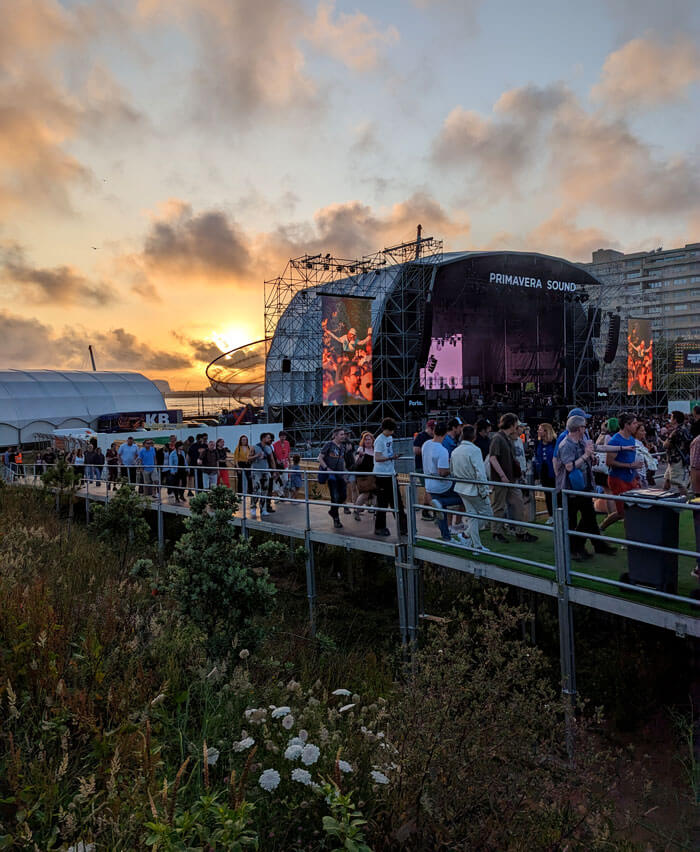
[2,0,700,388]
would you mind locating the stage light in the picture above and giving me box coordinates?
[374,269,381,275]
[323,263,329,270]
[336,265,344,272]
[348,266,356,273]
[306,262,313,269]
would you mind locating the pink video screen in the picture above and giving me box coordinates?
[420,334,463,390]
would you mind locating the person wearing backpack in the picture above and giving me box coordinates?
[556,415,616,562]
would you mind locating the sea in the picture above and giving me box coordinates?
[164,394,237,418]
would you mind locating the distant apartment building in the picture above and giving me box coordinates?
[583,242,700,342]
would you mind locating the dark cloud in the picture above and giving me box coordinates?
[187,338,225,363]
[1,244,116,305]
[143,203,251,279]
[0,310,191,373]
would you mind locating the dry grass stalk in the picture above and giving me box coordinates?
[202,740,210,790]
[168,757,190,826]
[334,747,342,788]
[228,769,237,807]
[235,745,257,808]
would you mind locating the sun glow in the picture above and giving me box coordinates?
[211,327,252,355]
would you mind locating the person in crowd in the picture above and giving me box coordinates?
[202,440,219,489]
[342,432,358,515]
[691,430,700,499]
[488,412,538,544]
[167,434,177,456]
[2,447,11,481]
[601,413,644,531]
[233,435,253,495]
[216,437,230,487]
[184,436,196,495]
[557,415,617,561]
[474,419,492,461]
[663,410,691,495]
[287,454,303,500]
[118,436,139,485]
[413,419,436,520]
[422,421,465,543]
[353,431,377,518]
[138,438,157,497]
[373,418,407,537]
[533,422,556,523]
[632,422,657,487]
[188,434,207,493]
[92,444,104,486]
[273,431,291,492]
[168,441,187,503]
[691,404,700,440]
[73,446,85,484]
[14,447,24,480]
[442,418,461,458]
[250,432,275,518]
[318,427,348,529]
[451,423,492,551]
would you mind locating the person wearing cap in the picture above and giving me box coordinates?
[557,415,617,561]
[488,412,538,544]
[601,413,643,531]
[414,419,436,519]
[554,408,621,477]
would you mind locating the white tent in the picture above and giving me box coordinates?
[0,370,165,445]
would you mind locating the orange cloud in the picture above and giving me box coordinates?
[591,36,700,110]
[306,1,399,71]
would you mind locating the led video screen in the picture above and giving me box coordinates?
[420,334,463,389]
[627,318,653,395]
[422,261,574,390]
[321,294,372,405]
[674,341,700,375]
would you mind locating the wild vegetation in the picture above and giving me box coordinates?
[0,482,697,850]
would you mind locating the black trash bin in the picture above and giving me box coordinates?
[621,489,685,594]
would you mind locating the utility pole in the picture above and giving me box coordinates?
[88,345,97,372]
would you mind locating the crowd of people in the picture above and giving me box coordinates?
[3,405,699,571]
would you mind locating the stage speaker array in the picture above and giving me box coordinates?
[603,313,621,363]
[417,302,434,365]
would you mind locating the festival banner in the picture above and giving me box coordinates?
[627,318,653,395]
[321,295,373,405]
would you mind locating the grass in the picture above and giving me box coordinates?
[417,511,700,617]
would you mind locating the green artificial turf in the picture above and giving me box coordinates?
[417,512,700,617]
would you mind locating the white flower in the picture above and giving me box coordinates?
[339,703,355,713]
[332,688,351,696]
[300,743,320,766]
[258,768,281,791]
[284,744,303,761]
[239,649,250,659]
[298,729,309,742]
[288,736,304,747]
[352,693,360,703]
[150,693,166,707]
[205,747,220,765]
[271,706,291,719]
[370,770,390,785]
[291,767,312,786]
[338,760,352,774]
[282,714,295,730]
[68,845,95,852]
[233,737,255,752]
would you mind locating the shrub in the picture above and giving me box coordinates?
[90,482,151,571]
[382,591,638,850]
[165,487,281,656]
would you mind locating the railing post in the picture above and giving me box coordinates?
[304,469,311,531]
[241,466,248,539]
[554,496,576,762]
[157,477,164,555]
[391,471,401,537]
[85,476,90,523]
[302,471,316,636]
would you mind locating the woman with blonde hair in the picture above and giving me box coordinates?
[232,434,253,495]
[353,431,376,519]
[533,422,556,523]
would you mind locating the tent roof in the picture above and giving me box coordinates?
[0,370,165,429]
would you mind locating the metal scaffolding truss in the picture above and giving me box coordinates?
[264,233,443,442]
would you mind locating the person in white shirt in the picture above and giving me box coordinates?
[422,421,463,542]
[373,418,407,537]
[450,424,492,551]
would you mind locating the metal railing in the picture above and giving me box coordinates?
[5,460,700,615]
